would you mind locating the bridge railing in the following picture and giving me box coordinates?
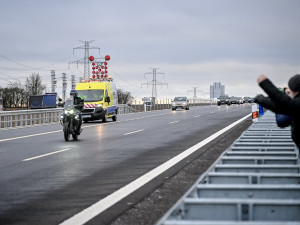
[0,104,138,129]
[0,108,63,129]
[156,111,300,224]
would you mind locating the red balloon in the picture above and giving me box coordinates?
[89,56,95,61]
[105,55,110,61]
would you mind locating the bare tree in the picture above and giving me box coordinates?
[2,81,27,108]
[0,73,46,109]
[117,89,133,104]
[25,73,46,96]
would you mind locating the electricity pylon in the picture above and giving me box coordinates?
[50,70,57,93]
[141,68,168,101]
[69,40,100,80]
[187,87,203,98]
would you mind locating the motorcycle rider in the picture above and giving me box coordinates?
[70,90,84,134]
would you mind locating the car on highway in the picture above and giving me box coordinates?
[243,97,254,103]
[237,97,244,104]
[228,96,239,105]
[171,96,189,110]
[217,95,229,106]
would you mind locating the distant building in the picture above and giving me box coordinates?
[210,82,225,98]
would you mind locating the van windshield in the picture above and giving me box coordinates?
[77,90,104,102]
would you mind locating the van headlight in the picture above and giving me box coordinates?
[96,104,103,108]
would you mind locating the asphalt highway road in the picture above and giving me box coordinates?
[0,104,252,224]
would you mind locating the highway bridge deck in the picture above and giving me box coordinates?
[156,111,300,224]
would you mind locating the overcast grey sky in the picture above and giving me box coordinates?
[1,0,300,99]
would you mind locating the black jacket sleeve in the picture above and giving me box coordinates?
[259,79,300,116]
[254,94,285,114]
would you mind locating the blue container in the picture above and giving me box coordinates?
[29,95,43,108]
[43,94,57,108]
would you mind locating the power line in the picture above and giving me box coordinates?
[0,54,72,71]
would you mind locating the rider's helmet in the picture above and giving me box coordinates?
[70,90,78,96]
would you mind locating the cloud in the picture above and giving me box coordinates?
[1,0,300,99]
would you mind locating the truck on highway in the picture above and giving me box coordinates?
[76,79,118,122]
[29,93,57,109]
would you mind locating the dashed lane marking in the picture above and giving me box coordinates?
[168,120,180,124]
[22,149,70,161]
[123,129,144,136]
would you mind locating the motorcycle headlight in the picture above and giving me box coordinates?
[64,109,74,114]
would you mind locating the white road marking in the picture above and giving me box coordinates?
[0,130,61,142]
[168,120,180,124]
[0,113,169,143]
[123,129,144,136]
[60,113,251,225]
[22,148,70,161]
[194,115,201,118]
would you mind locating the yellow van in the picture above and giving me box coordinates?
[76,81,118,122]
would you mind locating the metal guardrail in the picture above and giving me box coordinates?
[118,104,137,114]
[0,108,63,129]
[0,104,137,129]
[156,111,300,224]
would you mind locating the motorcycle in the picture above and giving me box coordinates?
[60,99,83,141]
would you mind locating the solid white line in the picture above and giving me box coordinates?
[0,130,62,142]
[123,129,144,136]
[194,115,201,118]
[60,113,251,225]
[22,148,70,161]
[168,120,180,124]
